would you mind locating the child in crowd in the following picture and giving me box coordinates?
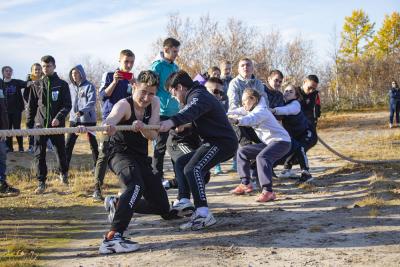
[228,88,291,202]
[25,63,43,153]
[271,85,314,183]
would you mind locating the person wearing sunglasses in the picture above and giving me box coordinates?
[205,77,225,175]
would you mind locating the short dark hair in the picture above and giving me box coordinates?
[306,74,319,84]
[207,66,221,75]
[269,69,284,79]
[136,70,159,88]
[120,49,135,58]
[1,66,12,74]
[165,70,193,91]
[207,77,223,86]
[41,55,56,65]
[163,37,180,48]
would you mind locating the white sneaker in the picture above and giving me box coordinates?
[277,169,298,178]
[99,233,140,254]
[162,179,170,190]
[104,195,118,223]
[180,211,217,231]
[172,199,195,217]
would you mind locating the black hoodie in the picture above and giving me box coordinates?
[0,79,9,130]
[27,72,72,128]
[170,82,237,145]
[300,90,321,128]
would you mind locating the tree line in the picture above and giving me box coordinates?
[151,11,399,111]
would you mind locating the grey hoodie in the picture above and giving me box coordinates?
[227,74,269,110]
[68,65,96,123]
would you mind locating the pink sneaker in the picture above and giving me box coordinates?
[256,191,276,202]
[230,183,254,195]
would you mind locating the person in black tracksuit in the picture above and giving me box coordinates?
[165,126,211,190]
[99,70,171,255]
[280,75,320,173]
[159,70,237,231]
[1,66,27,152]
[26,56,71,194]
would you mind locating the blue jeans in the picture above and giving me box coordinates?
[389,100,400,124]
[0,140,7,182]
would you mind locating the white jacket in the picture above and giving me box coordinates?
[227,98,291,145]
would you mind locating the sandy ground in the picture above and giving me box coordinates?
[2,111,400,266]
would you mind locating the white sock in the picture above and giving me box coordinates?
[196,207,209,217]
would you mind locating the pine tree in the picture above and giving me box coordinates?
[370,12,400,58]
[339,9,375,61]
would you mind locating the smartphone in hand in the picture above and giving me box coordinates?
[117,70,133,80]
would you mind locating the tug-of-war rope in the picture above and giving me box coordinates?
[0,125,399,165]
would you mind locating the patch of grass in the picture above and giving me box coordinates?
[354,195,386,207]
[369,173,400,192]
[308,225,323,232]
[0,235,38,267]
[297,182,317,192]
[368,208,380,217]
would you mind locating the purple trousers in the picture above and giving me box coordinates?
[237,141,291,188]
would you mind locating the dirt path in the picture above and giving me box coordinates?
[42,151,400,267]
[2,111,400,266]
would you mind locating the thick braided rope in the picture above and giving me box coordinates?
[0,125,160,137]
[317,136,400,164]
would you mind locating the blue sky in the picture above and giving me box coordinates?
[0,0,398,80]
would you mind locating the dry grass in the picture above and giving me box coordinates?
[0,228,38,267]
[308,225,323,232]
[354,195,386,207]
[297,182,317,192]
[368,208,380,217]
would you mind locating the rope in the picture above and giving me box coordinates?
[0,125,160,138]
[317,136,400,164]
[1,124,398,165]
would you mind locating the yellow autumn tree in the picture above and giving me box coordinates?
[339,9,375,61]
[370,12,400,58]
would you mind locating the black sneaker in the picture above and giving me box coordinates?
[18,147,24,152]
[0,181,20,195]
[35,181,46,194]
[169,178,178,189]
[93,188,104,201]
[297,170,314,184]
[59,173,69,185]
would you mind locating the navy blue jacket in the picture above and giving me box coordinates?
[170,82,237,144]
[389,87,400,102]
[98,71,131,122]
[282,99,310,139]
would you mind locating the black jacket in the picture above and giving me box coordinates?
[0,79,9,130]
[300,90,321,128]
[170,82,237,144]
[3,79,26,113]
[27,73,72,128]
